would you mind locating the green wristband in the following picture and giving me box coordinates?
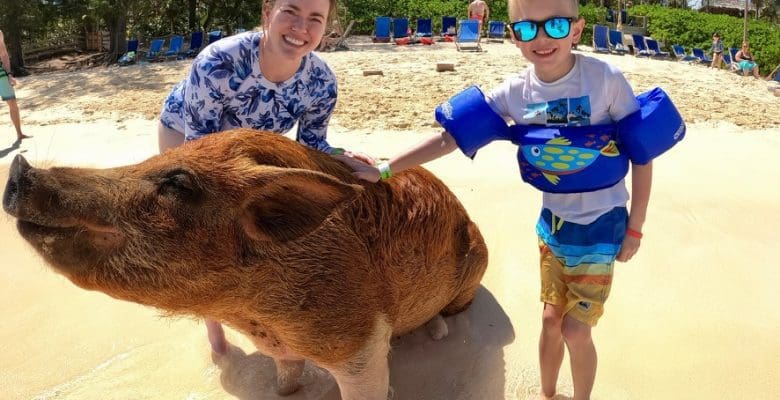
[377,161,393,180]
[329,147,346,155]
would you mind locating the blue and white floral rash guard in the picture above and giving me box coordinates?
[159,31,338,152]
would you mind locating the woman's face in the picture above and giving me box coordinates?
[263,0,330,60]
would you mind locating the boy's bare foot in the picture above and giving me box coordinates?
[17,134,31,140]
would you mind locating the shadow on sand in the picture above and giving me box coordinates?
[213,285,515,399]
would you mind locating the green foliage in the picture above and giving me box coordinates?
[627,4,780,74]
[578,4,607,49]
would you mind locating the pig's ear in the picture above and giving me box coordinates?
[241,168,363,242]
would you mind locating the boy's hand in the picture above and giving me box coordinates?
[616,235,640,262]
[331,153,381,182]
[9,76,16,86]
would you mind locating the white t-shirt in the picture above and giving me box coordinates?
[486,54,640,225]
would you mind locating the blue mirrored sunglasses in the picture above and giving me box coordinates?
[509,17,575,42]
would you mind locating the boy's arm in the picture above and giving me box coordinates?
[617,161,652,262]
[0,30,12,73]
[350,131,459,182]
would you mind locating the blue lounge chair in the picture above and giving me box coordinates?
[772,66,780,83]
[164,35,184,60]
[185,31,203,58]
[487,21,505,42]
[441,16,457,37]
[118,38,138,65]
[392,17,409,39]
[373,16,391,43]
[456,19,482,52]
[144,38,165,62]
[645,39,669,59]
[672,45,697,62]
[692,48,712,64]
[729,47,738,62]
[592,25,610,53]
[608,30,629,55]
[208,30,223,45]
[416,18,433,37]
[630,34,651,56]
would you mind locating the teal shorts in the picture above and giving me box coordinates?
[0,70,15,101]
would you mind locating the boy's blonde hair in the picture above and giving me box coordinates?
[509,0,579,21]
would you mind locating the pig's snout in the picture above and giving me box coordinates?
[3,154,31,216]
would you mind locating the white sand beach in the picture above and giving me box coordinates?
[1,37,779,400]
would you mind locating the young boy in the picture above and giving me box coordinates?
[710,32,724,69]
[348,1,652,399]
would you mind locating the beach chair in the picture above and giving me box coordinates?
[118,38,138,65]
[645,38,669,59]
[771,65,780,83]
[208,30,223,45]
[692,48,712,65]
[144,38,165,62]
[608,30,629,55]
[487,21,505,42]
[416,18,433,37]
[319,20,354,51]
[392,17,409,40]
[630,34,651,57]
[592,25,610,53]
[672,45,697,62]
[163,35,184,60]
[456,19,482,52]
[372,16,391,43]
[185,31,203,58]
[441,16,457,38]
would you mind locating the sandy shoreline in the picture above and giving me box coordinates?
[1,36,779,399]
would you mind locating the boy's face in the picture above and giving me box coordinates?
[511,0,584,78]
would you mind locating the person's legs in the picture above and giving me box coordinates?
[562,316,597,400]
[752,65,760,79]
[540,303,565,399]
[5,99,28,139]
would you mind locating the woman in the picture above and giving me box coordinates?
[735,41,760,79]
[158,0,371,355]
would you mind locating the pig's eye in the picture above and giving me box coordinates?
[159,169,200,199]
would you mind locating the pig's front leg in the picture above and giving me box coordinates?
[328,318,393,400]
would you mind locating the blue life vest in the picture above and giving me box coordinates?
[434,86,685,193]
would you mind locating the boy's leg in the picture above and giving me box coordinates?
[562,315,597,400]
[540,303,565,399]
[538,243,567,399]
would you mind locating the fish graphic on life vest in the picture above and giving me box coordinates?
[521,136,620,185]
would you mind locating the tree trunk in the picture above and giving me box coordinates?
[106,12,128,64]
[188,0,198,31]
[1,0,27,76]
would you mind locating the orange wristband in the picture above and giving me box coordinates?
[626,228,643,239]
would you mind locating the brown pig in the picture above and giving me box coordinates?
[2,129,487,399]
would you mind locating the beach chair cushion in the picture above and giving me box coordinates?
[608,30,629,54]
[672,45,697,62]
[165,35,184,59]
[145,38,165,61]
[645,39,669,58]
[592,25,610,53]
[186,31,204,57]
[630,34,651,56]
[441,16,457,36]
[456,19,482,52]
[692,48,712,64]
[416,18,433,37]
[392,18,409,39]
[373,16,391,42]
[488,21,505,40]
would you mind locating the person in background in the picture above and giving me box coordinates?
[0,29,30,142]
[710,32,724,69]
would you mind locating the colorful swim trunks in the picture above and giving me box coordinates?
[537,207,628,326]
